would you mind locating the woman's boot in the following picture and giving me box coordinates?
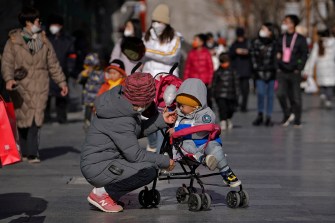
[252,113,263,126]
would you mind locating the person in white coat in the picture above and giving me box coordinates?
[303,30,335,109]
[142,4,182,152]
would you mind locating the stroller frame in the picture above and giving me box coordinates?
[138,124,249,211]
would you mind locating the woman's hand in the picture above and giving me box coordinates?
[6,80,17,91]
[61,85,69,97]
[166,159,175,171]
[167,128,175,136]
[162,108,177,124]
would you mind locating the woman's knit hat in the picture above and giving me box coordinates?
[176,94,201,107]
[123,72,156,106]
[152,4,170,25]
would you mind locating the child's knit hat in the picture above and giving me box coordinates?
[106,59,126,77]
[176,94,201,107]
[123,72,156,107]
[84,53,100,66]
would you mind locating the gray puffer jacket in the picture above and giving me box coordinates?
[80,86,170,187]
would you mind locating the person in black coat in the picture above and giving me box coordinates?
[229,27,252,112]
[250,23,277,126]
[212,52,239,130]
[45,15,76,123]
[277,15,308,127]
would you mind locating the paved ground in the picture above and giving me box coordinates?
[1,94,335,223]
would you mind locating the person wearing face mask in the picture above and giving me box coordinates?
[277,15,308,127]
[1,6,68,163]
[250,23,277,126]
[80,72,177,213]
[110,19,145,75]
[142,4,182,153]
[183,33,214,108]
[45,14,76,124]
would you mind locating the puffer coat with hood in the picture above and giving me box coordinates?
[80,86,170,187]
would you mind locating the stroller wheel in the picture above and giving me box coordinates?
[138,189,150,208]
[176,187,189,204]
[238,190,249,208]
[201,193,212,210]
[226,191,241,208]
[151,189,161,206]
[188,193,202,211]
[187,186,197,194]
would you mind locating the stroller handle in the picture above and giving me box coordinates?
[131,62,142,74]
[169,63,179,74]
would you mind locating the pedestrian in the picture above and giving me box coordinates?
[229,27,252,112]
[212,53,239,130]
[277,15,308,127]
[1,6,68,163]
[77,53,104,129]
[142,3,182,153]
[303,29,335,109]
[251,23,277,126]
[110,19,145,75]
[45,14,76,124]
[97,59,126,96]
[80,72,177,213]
[183,33,214,108]
[168,78,241,187]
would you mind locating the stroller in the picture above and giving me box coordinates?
[137,64,249,211]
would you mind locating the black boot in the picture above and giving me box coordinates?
[252,113,263,126]
[265,116,274,127]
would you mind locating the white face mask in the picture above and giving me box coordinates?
[49,25,61,35]
[31,24,41,33]
[281,24,288,33]
[152,22,166,36]
[136,104,150,113]
[124,29,134,37]
[259,30,268,38]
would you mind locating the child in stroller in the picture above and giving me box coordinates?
[137,76,248,211]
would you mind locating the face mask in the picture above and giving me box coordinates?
[192,40,199,48]
[207,42,214,48]
[221,62,230,68]
[281,24,288,32]
[49,25,61,35]
[259,30,268,38]
[31,24,41,33]
[124,29,134,37]
[152,22,166,36]
[136,107,146,113]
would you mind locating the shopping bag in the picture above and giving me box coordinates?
[0,99,21,166]
[304,77,318,94]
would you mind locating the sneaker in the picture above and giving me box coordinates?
[282,113,295,127]
[28,156,41,163]
[220,120,227,130]
[325,101,333,109]
[221,168,241,187]
[205,155,218,171]
[87,191,123,213]
[146,145,157,153]
[227,119,233,129]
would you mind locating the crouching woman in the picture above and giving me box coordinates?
[80,72,176,213]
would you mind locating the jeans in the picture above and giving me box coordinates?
[104,167,157,201]
[18,120,40,157]
[276,71,302,123]
[174,140,228,170]
[147,129,165,153]
[256,80,275,116]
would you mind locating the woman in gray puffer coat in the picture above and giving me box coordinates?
[80,72,176,213]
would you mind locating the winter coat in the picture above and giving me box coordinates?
[175,78,217,143]
[1,29,66,128]
[80,70,105,106]
[48,32,75,96]
[80,86,170,187]
[303,38,335,86]
[277,33,308,73]
[229,40,252,78]
[183,48,214,85]
[250,37,277,81]
[142,29,182,76]
[212,67,239,100]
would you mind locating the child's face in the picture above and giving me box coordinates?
[177,103,197,115]
[106,69,123,81]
